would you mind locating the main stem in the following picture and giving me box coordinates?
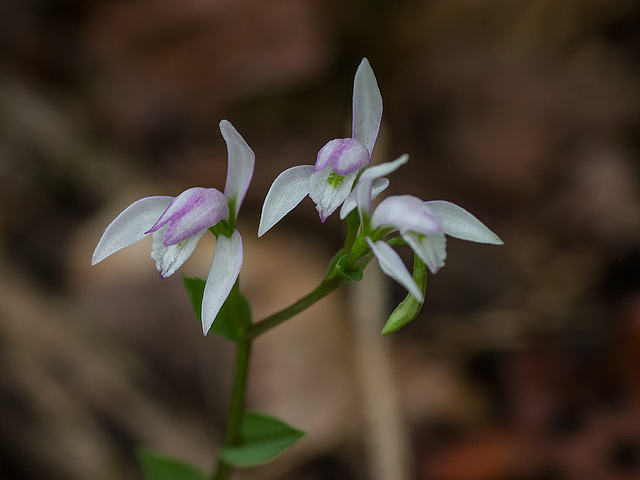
[211,339,251,480]
[210,274,346,479]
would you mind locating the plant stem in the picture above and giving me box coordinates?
[211,273,347,478]
[211,339,252,480]
[244,275,345,340]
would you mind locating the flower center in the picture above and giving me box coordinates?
[327,171,345,189]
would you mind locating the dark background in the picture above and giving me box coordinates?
[1,0,639,479]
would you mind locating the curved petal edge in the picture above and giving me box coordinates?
[202,230,244,334]
[425,200,503,245]
[91,196,173,265]
[258,165,313,236]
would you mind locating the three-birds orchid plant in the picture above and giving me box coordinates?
[91,58,503,480]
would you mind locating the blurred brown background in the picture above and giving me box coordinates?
[1,0,640,479]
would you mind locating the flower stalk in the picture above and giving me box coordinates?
[212,339,251,480]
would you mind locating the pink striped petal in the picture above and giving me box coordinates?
[372,195,442,236]
[315,138,369,175]
[146,187,229,246]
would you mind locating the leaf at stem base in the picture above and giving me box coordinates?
[220,411,305,467]
[138,450,208,480]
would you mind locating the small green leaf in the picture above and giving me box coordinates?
[221,411,305,467]
[182,276,252,342]
[335,254,364,282]
[210,283,252,342]
[138,450,208,480]
[183,275,206,323]
[382,254,427,335]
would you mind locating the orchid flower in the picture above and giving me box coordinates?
[258,57,383,236]
[342,156,502,301]
[91,120,255,334]
[366,195,503,302]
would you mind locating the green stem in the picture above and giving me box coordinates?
[211,339,252,480]
[244,276,345,340]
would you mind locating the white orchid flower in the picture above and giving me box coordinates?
[91,120,255,334]
[366,195,503,302]
[258,57,383,236]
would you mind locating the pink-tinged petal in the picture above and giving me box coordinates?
[151,227,205,278]
[309,167,359,222]
[91,196,173,265]
[425,200,503,245]
[372,195,441,236]
[220,120,255,217]
[202,229,243,334]
[352,58,382,155]
[258,165,313,236]
[146,187,229,246]
[340,177,388,219]
[366,237,424,302]
[315,138,369,175]
[353,154,408,219]
[403,231,447,274]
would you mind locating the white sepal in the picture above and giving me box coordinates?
[202,229,244,334]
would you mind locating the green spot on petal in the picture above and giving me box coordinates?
[327,171,344,189]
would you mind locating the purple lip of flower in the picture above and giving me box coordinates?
[315,138,370,176]
[145,187,229,246]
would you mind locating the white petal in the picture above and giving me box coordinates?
[202,229,243,334]
[372,195,441,236]
[367,237,424,302]
[403,231,447,274]
[352,58,383,156]
[258,165,313,236]
[309,166,359,222]
[353,154,408,219]
[151,226,206,278]
[425,200,503,245]
[91,196,173,265]
[221,120,255,217]
[340,177,388,219]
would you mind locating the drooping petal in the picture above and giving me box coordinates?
[340,177,388,219]
[151,226,206,278]
[403,231,447,274]
[352,58,383,156]
[425,200,503,245]
[202,229,243,334]
[366,237,424,302]
[352,154,408,220]
[146,187,229,246]
[258,165,314,236]
[220,120,255,217]
[91,196,173,265]
[309,166,359,222]
[315,138,369,175]
[371,195,442,236]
